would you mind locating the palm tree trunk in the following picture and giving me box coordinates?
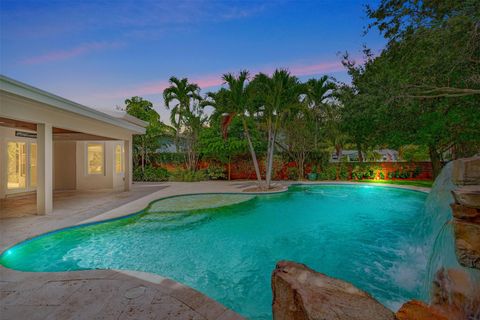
[242,119,263,189]
[266,128,276,189]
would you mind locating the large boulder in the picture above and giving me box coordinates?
[431,268,480,319]
[453,220,480,269]
[452,156,480,186]
[271,261,395,320]
[395,300,448,320]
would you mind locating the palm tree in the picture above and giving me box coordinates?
[163,77,204,171]
[304,76,335,149]
[203,71,265,189]
[250,69,303,188]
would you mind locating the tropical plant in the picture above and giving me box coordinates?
[163,77,206,171]
[169,168,206,182]
[133,166,169,182]
[203,70,266,188]
[198,117,253,180]
[123,96,173,173]
[249,69,304,189]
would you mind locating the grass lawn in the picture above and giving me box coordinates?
[354,179,434,188]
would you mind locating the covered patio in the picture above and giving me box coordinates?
[0,75,146,215]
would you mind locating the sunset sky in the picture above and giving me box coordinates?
[1,0,384,122]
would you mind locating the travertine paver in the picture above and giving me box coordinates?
[0,180,428,320]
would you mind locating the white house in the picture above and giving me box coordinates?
[330,149,399,162]
[0,75,146,215]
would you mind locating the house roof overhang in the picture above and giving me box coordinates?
[0,75,146,134]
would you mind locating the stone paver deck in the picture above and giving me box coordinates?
[0,180,429,320]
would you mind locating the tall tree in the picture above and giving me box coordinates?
[338,0,480,176]
[123,96,170,172]
[250,69,304,188]
[203,71,265,188]
[163,77,205,171]
[304,76,335,150]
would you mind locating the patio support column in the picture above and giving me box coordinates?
[37,123,53,215]
[124,138,132,191]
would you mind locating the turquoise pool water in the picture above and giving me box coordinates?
[0,185,428,319]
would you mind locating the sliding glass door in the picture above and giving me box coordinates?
[6,141,37,193]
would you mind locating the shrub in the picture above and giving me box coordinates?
[338,164,349,180]
[206,165,226,180]
[352,164,379,180]
[351,165,364,180]
[169,169,206,182]
[318,165,337,180]
[133,166,169,182]
[287,166,300,180]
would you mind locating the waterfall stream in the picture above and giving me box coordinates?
[420,161,480,316]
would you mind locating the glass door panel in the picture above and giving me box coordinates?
[30,143,37,187]
[7,142,27,190]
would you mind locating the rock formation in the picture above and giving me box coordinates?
[271,261,395,320]
[451,157,480,269]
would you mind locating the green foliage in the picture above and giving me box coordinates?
[169,169,206,182]
[133,166,169,182]
[318,165,337,180]
[351,164,384,180]
[206,165,227,180]
[155,152,186,165]
[198,117,252,163]
[124,96,173,171]
[338,163,349,180]
[387,165,419,179]
[286,167,299,180]
[163,77,206,171]
[399,145,430,162]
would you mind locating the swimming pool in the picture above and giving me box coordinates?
[0,185,428,319]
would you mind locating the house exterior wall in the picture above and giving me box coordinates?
[0,127,126,197]
[53,141,76,190]
[75,141,125,191]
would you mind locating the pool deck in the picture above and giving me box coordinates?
[0,180,429,320]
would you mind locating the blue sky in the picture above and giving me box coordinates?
[1,0,384,123]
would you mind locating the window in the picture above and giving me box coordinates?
[7,142,27,189]
[30,143,37,187]
[87,143,104,174]
[115,144,124,174]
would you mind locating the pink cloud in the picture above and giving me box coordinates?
[289,61,344,76]
[98,58,347,100]
[21,41,123,65]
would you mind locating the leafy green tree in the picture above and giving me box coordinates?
[277,108,318,179]
[339,0,480,177]
[123,96,171,173]
[203,71,266,188]
[198,117,252,180]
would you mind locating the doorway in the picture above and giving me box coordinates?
[6,140,37,194]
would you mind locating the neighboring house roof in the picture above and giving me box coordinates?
[0,75,146,134]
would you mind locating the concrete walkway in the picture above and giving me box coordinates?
[0,180,429,320]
